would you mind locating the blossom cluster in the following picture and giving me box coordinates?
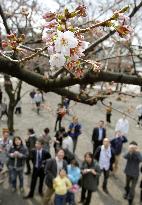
[111,10,133,40]
[1,5,133,78]
[42,5,90,77]
[2,33,25,51]
[42,5,133,77]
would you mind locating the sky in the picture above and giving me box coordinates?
[0,0,141,46]
[39,0,59,11]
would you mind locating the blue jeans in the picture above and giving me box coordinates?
[66,191,75,205]
[54,194,66,205]
[10,168,24,189]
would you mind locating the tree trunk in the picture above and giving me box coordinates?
[7,103,15,134]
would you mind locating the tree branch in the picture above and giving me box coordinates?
[0,4,10,34]
[84,0,142,55]
[0,57,142,93]
[52,88,105,105]
[129,0,142,18]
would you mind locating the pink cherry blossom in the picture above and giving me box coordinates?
[43,12,56,22]
[117,13,130,26]
[44,19,58,30]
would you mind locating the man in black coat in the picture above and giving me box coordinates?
[92,120,106,154]
[43,148,67,205]
[24,139,51,198]
[25,128,37,175]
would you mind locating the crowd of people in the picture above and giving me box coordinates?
[0,88,141,205]
[0,112,141,205]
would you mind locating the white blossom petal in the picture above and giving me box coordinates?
[54,30,78,56]
[49,53,66,68]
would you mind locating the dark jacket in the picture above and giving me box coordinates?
[25,134,37,152]
[54,131,63,150]
[94,146,115,171]
[63,148,75,164]
[124,151,142,178]
[68,122,81,138]
[111,136,127,155]
[8,145,28,170]
[45,158,67,188]
[92,127,106,145]
[29,91,36,99]
[30,148,51,169]
[81,160,101,192]
[140,166,142,188]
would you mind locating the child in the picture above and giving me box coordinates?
[53,169,72,205]
[67,159,81,205]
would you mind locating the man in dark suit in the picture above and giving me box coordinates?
[24,139,51,198]
[25,128,37,175]
[43,148,67,205]
[92,120,106,154]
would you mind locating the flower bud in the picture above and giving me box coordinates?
[2,41,8,48]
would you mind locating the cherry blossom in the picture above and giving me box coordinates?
[75,68,84,78]
[44,19,58,30]
[117,13,130,25]
[1,4,133,78]
[47,46,55,55]
[79,41,90,51]
[49,53,66,68]
[70,41,89,61]
[75,5,87,17]
[54,30,78,56]
[43,12,56,22]
[2,41,8,48]
[42,29,56,44]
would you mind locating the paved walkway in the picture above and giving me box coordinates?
[0,83,142,205]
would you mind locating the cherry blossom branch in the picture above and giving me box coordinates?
[77,6,129,33]
[1,56,142,90]
[1,46,48,63]
[19,44,49,58]
[84,1,142,56]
